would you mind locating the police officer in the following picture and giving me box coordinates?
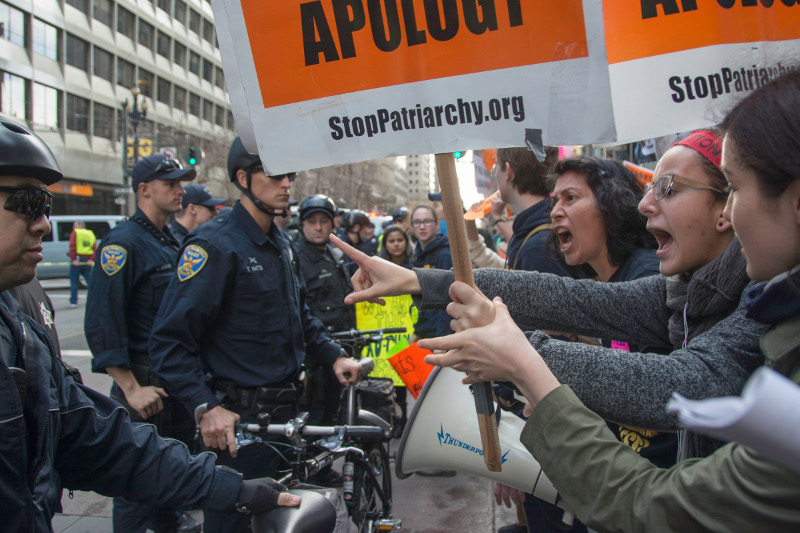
[170,183,226,242]
[149,138,361,533]
[0,119,298,533]
[391,206,410,233]
[338,209,370,275]
[85,154,200,533]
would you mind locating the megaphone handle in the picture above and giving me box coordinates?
[435,152,502,473]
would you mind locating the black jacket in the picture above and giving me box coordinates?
[0,292,241,532]
[413,233,453,338]
[296,237,355,333]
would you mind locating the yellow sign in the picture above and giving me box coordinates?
[127,138,153,159]
[355,295,417,386]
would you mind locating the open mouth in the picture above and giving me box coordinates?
[556,227,573,253]
[650,228,674,256]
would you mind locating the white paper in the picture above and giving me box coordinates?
[667,367,800,474]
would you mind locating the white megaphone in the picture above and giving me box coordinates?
[396,366,571,515]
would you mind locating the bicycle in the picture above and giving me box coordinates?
[237,327,406,533]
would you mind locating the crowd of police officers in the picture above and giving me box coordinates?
[83,136,428,533]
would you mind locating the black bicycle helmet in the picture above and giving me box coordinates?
[299,194,335,221]
[344,209,370,230]
[0,117,63,185]
[227,136,260,182]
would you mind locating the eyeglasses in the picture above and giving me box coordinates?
[0,186,53,220]
[411,219,436,227]
[645,174,724,201]
[251,167,297,182]
[153,158,184,175]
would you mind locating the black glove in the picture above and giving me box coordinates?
[234,477,287,514]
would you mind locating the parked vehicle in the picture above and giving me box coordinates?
[39,215,124,279]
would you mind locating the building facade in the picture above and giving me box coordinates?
[405,153,435,206]
[0,0,234,215]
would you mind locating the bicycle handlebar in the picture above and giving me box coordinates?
[239,422,385,441]
[330,327,407,339]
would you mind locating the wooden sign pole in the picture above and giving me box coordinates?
[434,152,502,473]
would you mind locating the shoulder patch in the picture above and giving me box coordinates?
[177,244,208,282]
[101,245,128,276]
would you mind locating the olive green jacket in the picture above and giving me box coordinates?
[521,314,800,532]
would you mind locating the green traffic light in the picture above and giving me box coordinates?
[188,157,196,165]
[454,151,464,159]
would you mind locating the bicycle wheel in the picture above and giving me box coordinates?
[350,443,392,533]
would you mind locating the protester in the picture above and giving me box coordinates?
[379,224,413,268]
[333,127,763,469]
[67,220,96,307]
[421,70,800,532]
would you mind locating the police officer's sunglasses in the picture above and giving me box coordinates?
[0,186,53,220]
[644,174,724,201]
[250,166,297,182]
[152,157,184,175]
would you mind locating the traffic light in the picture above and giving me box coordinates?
[184,145,202,166]
[454,150,465,159]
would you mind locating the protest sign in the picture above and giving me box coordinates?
[355,295,417,386]
[388,343,435,399]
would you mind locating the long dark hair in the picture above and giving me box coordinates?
[379,225,413,264]
[721,68,800,197]
[546,157,656,277]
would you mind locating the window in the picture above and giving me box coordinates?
[0,3,25,47]
[93,47,114,81]
[117,5,135,40]
[67,93,90,133]
[117,57,135,87]
[188,51,199,75]
[215,66,225,90]
[138,19,153,49]
[138,68,154,98]
[173,0,186,25]
[157,31,170,59]
[188,9,200,34]
[33,83,58,128]
[188,92,199,116]
[157,0,171,14]
[93,0,113,27]
[215,105,225,127]
[33,19,59,59]
[66,0,89,15]
[173,85,186,110]
[66,34,89,71]
[203,18,214,43]
[0,71,26,119]
[202,59,213,83]
[203,99,212,121]
[93,102,115,140]
[173,41,186,68]
[157,77,171,104]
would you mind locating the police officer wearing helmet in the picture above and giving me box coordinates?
[0,117,302,532]
[149,137,361,533]
[339,209,371,275]
[392,206,410,233]
[85,153,201,532]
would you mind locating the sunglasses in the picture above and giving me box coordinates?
[645,174,724,201]
[0,186,53,220]
[153,158,184,175]
[250,166,297,182]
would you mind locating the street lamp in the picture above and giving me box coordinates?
[120,86,148,214]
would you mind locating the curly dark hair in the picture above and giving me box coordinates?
[546,157,656,277]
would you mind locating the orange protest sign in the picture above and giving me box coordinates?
[388,342,434,399]
[239,0,588,108]
[604,1,800,65]
[464,190,499,221]
[623,160,654,188]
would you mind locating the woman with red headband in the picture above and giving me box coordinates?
[331,127,762,467]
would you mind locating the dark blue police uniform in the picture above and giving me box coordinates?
[149,201,343,533]
[84,209,196,532]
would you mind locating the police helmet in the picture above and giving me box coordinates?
[299,194,336,222]
[227,136,260,182]
[344,209,370,230]
[392,207,409,221]
[0,116,63,185]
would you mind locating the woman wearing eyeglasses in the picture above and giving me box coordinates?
[332,128,762,465]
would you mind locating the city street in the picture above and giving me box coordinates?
[43,280,515,533]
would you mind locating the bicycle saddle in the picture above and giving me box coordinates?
[251,489,337,533]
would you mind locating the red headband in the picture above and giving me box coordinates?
[671,130,722,169]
